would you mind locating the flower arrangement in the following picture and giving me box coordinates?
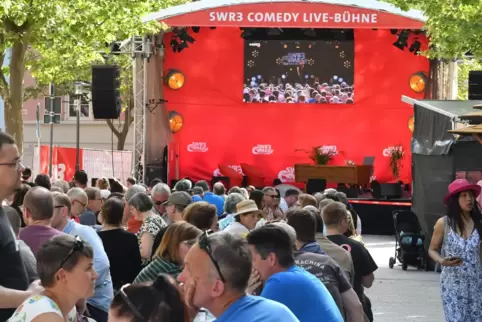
[389,144,405,179]
[309,146,337,165]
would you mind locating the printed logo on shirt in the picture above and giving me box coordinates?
[187,142,208,153]
[213,165,244,176]
[277,167,295,183]
[252,144,274,155]
[340,243,352,253]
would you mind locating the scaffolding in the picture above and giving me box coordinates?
[131,36,152,183]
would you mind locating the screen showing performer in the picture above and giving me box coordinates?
[243,40,355,104]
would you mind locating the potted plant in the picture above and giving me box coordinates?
[309,146,337,165]
[389,144,404,179]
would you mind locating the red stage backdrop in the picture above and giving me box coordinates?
[39,146,82,181]
[164,28,428,184]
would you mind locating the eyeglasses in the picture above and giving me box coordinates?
[75,200,87,208]
[58,235,84,271]
[266,194,279,199]
[119,284,145,321]
[0,159,24,171]
[154,200,167,206]
[199,231,226,282]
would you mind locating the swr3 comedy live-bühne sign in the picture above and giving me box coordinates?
[157,2,424,29]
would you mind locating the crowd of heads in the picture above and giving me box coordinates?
[243,81,354,104]
[0,131,374,322]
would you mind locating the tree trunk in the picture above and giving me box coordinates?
[6,38,29,152]
[116,131,127,150]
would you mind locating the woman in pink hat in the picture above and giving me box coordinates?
[428,179,482,322]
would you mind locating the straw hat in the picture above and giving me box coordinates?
[444,179,481,204]
[235,200,262,216]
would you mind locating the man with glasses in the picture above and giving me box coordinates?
[51,192,113,322]
[150,183,171,222]
[178,231,299,322]
[67,187,88,223]
[80,187,103,226]
[0,132,43,321]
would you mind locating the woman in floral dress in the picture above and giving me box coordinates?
[429,179,482,322]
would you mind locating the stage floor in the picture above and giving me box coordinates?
[348,197,412,235]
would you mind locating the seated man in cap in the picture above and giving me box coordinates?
[151,191,192,255]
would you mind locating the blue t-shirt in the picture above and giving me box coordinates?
[203,192,225,216]
[215,295,299,322]
[261,266,343,322]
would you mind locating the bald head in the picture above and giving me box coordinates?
[24,186,54,221]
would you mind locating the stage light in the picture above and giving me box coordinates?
[191,27,200,33]
[170,38,179,52]
[390,29,398,35]
[268,28,281,36]
[408,116,414,133]
[409,39,421,55]
[177,30,195,44]
[165,69,185,90]
[210,27,216,30]
[169,111,184,133]
[241,28,253,38]
[393,30,409,50]
[409,72,427,93]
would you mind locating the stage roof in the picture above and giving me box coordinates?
[402,96,482,119]
[143,0,425,29]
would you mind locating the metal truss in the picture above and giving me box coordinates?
[131,36,152,184]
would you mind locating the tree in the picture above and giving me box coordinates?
[106,55,134,150]
[0,0,182,151]
[385,0,482,59]
[457,59,482,100]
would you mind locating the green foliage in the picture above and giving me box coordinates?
[457,59,482,100]
[384,0,482,59]
[0,0,186,149]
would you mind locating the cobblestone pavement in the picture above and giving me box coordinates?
[363,235,444,322]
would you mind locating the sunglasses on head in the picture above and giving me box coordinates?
[58,235,84,271]
[199,231,226,282]
[119,284,145,321]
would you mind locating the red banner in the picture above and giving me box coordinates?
[164,29,428,185]
[154,2,424,29]
[39,146,82,181]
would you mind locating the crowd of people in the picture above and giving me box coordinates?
[243,81,354,104]
[0,131,380,322]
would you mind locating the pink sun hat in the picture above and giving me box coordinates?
[444,179,481,204]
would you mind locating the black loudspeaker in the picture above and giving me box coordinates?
[468,71,482,100]
[306,179,326,195]
[145,164,167,185]
[373,183,402,199]
[92,65,121,119]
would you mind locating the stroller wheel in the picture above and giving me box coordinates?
[389,257,395,269]
[402,262,408,271]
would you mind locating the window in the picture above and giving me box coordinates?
[68,93,92,119]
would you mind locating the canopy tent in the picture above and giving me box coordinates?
[143,0,425,29]
[403,97,482,264]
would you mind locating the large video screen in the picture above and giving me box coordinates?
[244,40,354,104]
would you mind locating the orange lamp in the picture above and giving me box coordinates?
[408,116,414,132]
[165,69,185,90]
[409,72,427,93]
[169,111,184,133]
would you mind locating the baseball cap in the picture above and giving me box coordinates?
[162,191,192,207]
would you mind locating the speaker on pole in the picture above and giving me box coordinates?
[91,65,121,119]
[468,71,482,100]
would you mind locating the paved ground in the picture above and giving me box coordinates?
[364,235,444,322]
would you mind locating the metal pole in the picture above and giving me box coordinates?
[48,83,54,178]
[75,92,82,171]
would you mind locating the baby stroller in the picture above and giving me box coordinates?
[389,210,426,270]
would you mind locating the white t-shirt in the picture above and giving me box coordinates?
[8,295,77,322]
